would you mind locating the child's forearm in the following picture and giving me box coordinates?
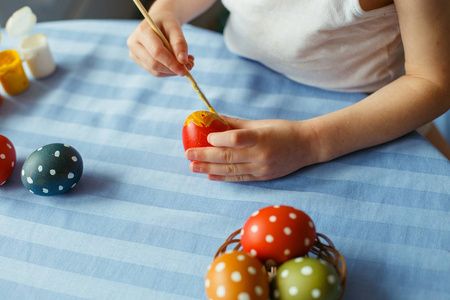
[311,75,450,162]
[150,0,218,24]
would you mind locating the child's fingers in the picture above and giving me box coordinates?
[129,43,174,76]
[186,55,195,70]
[208,129,258,148]
[136,20,187,76]
[186,146,252,164]
[144,35,187,76]
[190,161,254,176]
[207,173,259,182]
[128,22,176,76]
[164,22,189,65]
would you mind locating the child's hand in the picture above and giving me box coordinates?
[185,116,320,181]
[127,11,194,77]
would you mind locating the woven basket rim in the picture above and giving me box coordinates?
[214,228,347,300]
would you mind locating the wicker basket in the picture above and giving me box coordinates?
[215,229,347,300]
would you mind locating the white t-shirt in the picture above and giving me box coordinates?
[222,0,405,92]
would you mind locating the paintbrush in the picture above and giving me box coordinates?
[132,0,218,114]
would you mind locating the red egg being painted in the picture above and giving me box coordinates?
[182,111,231,151]
[0,135,17,186]
[241,205,317,265]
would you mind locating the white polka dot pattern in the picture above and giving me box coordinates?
[301,265,313,276]
[312,288,321,298]
[215,262,225,272]
[289,286,298,296]
[237,292,250,300]
[216,285,226,297]
[265,234,274,243]
[231,271,242,282]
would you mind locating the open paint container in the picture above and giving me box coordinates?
[0,49,30,95]
[6,6,56,79]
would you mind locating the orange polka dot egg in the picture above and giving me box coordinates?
[241,205,316,265]
[205,250,270,300]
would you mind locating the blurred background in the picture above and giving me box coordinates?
[0,0,228,32]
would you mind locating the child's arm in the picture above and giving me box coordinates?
[127,0,217,77]
[186,0,450,181]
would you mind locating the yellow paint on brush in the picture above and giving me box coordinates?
[191,84,217,114]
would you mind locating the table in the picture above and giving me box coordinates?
[0,20,449,300]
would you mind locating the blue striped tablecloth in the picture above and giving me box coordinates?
[0,20,449,300]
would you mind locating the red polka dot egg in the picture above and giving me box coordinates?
[0,135,16,186]
[241,205,316,265]
[205,250,270,300]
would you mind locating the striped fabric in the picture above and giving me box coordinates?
[0,20,449,300]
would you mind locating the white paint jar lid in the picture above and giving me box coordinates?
[6,6,37,40]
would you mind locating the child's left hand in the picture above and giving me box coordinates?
[185,116,320,181]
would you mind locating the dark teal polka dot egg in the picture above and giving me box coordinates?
[21,143,83,196]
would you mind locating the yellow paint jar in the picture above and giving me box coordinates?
[0,50,29,95]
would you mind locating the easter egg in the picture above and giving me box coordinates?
[205,250,270,300]
[182,110,231,151]
[272,257,341,300]
[21,143,83,196]
[241,205,316,265]
[0,135,16,186]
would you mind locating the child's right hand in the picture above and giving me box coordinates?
[127,11,194,77]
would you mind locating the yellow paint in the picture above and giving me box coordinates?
[184,111,227,127]
[0,54,15,66]
[191,84,218,114]
[0,50,29,95]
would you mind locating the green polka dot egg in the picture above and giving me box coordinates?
[272,257,340,300]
